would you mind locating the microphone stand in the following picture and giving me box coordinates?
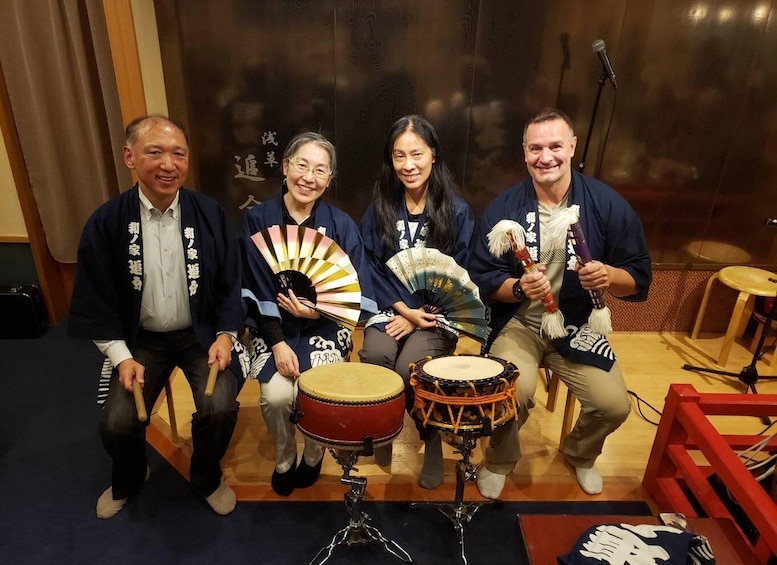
[684,220,777,422]
[683,292,777,423]
[555,33,570,108]
[578,69,608,174]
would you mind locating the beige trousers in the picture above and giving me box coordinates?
[485,318,631,474]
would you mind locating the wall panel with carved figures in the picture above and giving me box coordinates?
[156,0,777,268]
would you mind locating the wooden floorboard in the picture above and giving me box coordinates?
[147,330,777,504]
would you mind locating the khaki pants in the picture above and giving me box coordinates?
[485,318,630,473]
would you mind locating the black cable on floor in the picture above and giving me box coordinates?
[626,389,777,431]
[627,389,661,426]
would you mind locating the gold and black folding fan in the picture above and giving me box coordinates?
[385,248,489,342]
[250,225,362,328]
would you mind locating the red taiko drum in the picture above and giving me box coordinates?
[296,363,405,450]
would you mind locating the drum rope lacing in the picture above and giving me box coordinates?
[409,373,519,434]
[411,378,517,406]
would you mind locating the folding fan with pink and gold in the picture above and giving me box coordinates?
[250,225,362,328]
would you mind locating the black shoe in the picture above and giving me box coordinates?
[271,465,296,496]
[294,456,323,489]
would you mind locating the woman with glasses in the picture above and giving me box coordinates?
[358,115,475,489]
[240,132,377,496]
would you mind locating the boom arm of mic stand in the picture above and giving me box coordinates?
[578,71,608,174]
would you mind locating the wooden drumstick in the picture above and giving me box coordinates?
[132,379,147,422]
[204,362,219,398]
[487,219,566,339]
[548,205,612,335]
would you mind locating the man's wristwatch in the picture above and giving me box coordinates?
[511,277,526,302]
[218,331,238,345]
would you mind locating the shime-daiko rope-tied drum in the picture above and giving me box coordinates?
[409,354,519,436]
[295,363,406,450]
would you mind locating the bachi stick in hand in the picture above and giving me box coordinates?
[132,379,147,422]
[204,362,220,398]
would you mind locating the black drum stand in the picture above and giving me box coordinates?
[409,432,499,565]
[308,449,414,565]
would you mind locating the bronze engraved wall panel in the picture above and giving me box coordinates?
[156,0,777,268]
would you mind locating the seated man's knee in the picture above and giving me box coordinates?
[100,404,143,436]
[202,392,239,421]
[515,371,538,405]
[359,328,398,368]
[609,397,631,425]
[591,396,631,426]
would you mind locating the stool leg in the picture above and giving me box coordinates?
[718,291,750,366]
[765,323,777,369]
[736,296,755,339]
[560,389,577,452]
[546,370,560,412]
[165,380,179,444]
[750,320,765,354]
[692,273,719,339]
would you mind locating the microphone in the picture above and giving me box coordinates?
[592,39,617,88]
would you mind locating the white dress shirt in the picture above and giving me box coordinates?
[94,190,191,367]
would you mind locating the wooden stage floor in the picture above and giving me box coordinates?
[147,330,777,505]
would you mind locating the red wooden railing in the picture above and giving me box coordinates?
[643,383,777,563]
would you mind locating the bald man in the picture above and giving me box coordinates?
[70,115,244,518]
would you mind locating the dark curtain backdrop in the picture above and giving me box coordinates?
[0,0,130,263]
[155,0,777,268]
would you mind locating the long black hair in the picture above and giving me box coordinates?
[372,115,458,255]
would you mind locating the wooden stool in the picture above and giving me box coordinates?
[691,266,777,366]
[542,368,577,451]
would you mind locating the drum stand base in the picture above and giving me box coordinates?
[308,450,415,565]
[408,434,499,565]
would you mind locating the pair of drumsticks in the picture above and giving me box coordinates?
[486,204,612,338]
[132,363,219,422]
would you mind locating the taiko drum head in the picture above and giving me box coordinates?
[418,355,508,386]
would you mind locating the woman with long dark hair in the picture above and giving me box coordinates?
[358,115,474,489]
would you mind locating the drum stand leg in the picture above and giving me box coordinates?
[408,434,499,565]
[308,450,414,565]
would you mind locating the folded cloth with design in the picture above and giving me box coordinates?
[557,523,715,564]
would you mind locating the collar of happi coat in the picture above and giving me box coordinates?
[125,186,201,298]
[397,205,429,250]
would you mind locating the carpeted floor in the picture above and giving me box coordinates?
[0,324,652,564]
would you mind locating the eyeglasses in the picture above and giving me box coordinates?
[287,159,332,181]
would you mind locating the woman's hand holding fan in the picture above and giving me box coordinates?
[385,248,489,342]
[251,225,362,328]
[277,288,320,320]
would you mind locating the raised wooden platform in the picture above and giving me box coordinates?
[147,331,777,504]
